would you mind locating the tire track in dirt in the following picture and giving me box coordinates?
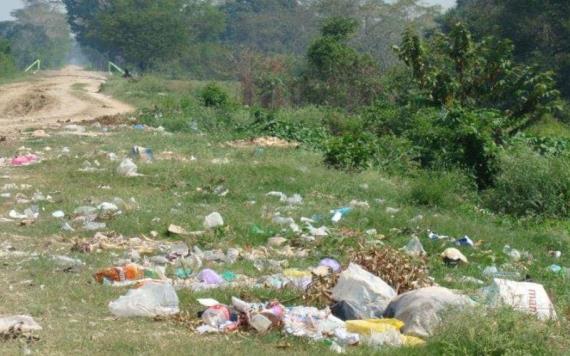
[0,66,133,136]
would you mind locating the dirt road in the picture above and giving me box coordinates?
[0,66,133,135]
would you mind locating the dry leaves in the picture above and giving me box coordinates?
[351,245,432,293]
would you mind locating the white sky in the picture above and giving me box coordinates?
[0,0,457,22]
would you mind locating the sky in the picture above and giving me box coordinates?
[0,0,457,22]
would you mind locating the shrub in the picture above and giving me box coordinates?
[485,146,570,217]
[323,133,378,170]
[323,132,417,172]
[407,170,476,208]
[406,107,501,188]
[200,83,229,107]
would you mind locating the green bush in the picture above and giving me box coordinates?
[486,146,570,217]
[407,170,476,208]
[200,83,229,107]
[323,133,378,170]
[406,107,501,188]
[323,133,417,172]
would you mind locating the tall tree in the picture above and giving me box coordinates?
[63,0,193,70]
[0,0,71,68]
[441,0,570,98]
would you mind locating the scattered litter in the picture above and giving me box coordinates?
[319,258,341,273]
[483,278,557,320]
[331,207,352,223]
[130,145,154,162]
[197,269,224,285]
[549,250,562,259]
[168,224,189,236]
[503,245,521,262]
[384,286,475,338]
[204,212,224,229]
[441,248,468,265]
[0,315,42,339]
[11,154,40,167]
[428,230,449,241]
[385,207,400,214]
[403,236,426,257]
[109,281,179,317]
[331,263,397,319]
[117,158,141,177]
[455,235,474,247]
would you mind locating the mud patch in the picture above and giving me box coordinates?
[4,90,57,117]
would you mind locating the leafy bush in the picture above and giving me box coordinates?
[323,133,378,170]
[407,170,476,208]
[200,83,229,107]
[323,132,417,172]
[486,146,570,217]
[406,107,501,188]
[244,109,329,149]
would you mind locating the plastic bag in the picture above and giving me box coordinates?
[331,263,397,318]
[109,281,179,317]
[117,158,140,177]
[383,286,475,338]
[0,315,42,334]
[483,278,557,320]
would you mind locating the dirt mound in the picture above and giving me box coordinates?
[4,90,57,117]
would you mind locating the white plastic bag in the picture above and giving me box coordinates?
[0,315,42,333]
[383,286,475,338]
[331,263,397,318]
[109,281,179,317]
[204,212,224,229]
[483,278,557,320]
[117,158,140,177]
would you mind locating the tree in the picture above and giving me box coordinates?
[394,23,560,131]
[63,0,193,70]
[0,36,16,76]
[303,17,382,109]
[312,0,441,69]
[221,0,317,54]
[441,0,570,99]
[0,0,71,69]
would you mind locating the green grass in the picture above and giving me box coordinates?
[0,76,568,354]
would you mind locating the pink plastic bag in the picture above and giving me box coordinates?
[11,154,39,166]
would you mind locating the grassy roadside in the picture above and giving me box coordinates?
[0,75,568,355]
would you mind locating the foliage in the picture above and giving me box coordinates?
[245,109,330,150]
[0,0,71,69]
[323,132,417,173]
[486,145,570,218]
[407,170,475,208]
[405,107,501,188]
[200,83,230,108]
[63,0,224,71]
[442,0,570,100]
[302,17,382,110]
[394,24,561,131]
[0,36,16,76]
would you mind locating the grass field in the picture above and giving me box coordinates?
[0,75,568,355]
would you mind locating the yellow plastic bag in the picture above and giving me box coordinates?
[402,335,426,347]
[346,319,405,335]
[283,268,311,278]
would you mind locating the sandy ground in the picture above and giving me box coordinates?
[0,66,133,136]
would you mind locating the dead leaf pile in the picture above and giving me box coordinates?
[352,245,433,293]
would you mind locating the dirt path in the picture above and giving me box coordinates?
[0,66,133,136]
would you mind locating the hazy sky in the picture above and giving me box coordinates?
[0,0,457,22]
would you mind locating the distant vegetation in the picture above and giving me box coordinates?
[0,0,71,74]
